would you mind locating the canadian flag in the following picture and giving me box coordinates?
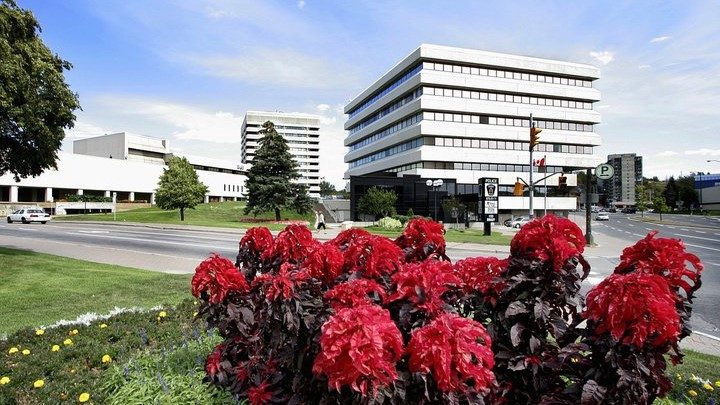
[533,156,546,167]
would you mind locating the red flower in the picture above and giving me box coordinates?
[252,263,311,301]
[313,304,404,396]
[324,279,387,310]
[302,242,345,285]
[454,256,508,295]
[266,224,318,264]
[343,235,404,278]
[206,343,225,376]
[330,228,373,251]
[584,273,680,348]
[388,260,461,316]
[238,227,274,264]
[192,255,250,304]
[408,313,495,393]
[395,218,446,262]
[248,381,273,405]
[615,231,703,296]
[510,214,586,271]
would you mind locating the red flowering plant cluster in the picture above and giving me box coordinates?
[192,214,702,404]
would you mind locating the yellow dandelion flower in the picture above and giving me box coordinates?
[688,389,698,397]
[0,376,10,385]
[193,311,198,317]
[101,354,112,364]
[676,373,682,380]
[704,383,714,391]
[33,379,44,389]
[716,380,720,388]
[69,369,75,374]
[51,345,60,352]
[63,338,73,346]
[159,311,167,318]
[78,392,90,402]
[21,349,30,355]
[99,323,107,329]
[35,329,45,336]
[70,329,78,335]
[8,347,18,354]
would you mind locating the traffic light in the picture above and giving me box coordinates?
[558,175,567,189]
[513,181,524,196]
[530,126,542,149]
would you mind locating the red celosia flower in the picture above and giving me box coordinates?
[454,256,509,295]
[324,279,388,310]
[343,236,404,278]
[205,343,225,376]
[395,218,446,262]
[407,313,495,393]
[239,227,274,264]
[252,263,311,301]
[330,228,373,251]
[248,381,273,405]
[584,272,680,348]
[192,255,250,304]
[302,242,345,285]
[614,231,703,296]
[313,304,404,396]
[266,224,318,264]
[510,214,586,271]
[388,260,461,316]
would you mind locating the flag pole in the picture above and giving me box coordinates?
[529,114,534,219]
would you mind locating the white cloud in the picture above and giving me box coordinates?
[589,51,615,65]
[638,64,650,69]
[656,151,679,157]
[204,7,229,18]
[650,36,671,43]
[64,121,109,139]
[684,149,720,156]
[182,49,358,89]
[297,1,306,10]
[315,103,330,112]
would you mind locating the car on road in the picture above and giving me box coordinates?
[621,207,637,214]
[509,215,532,228]
[595,212,610,221]
[6,208,51,224]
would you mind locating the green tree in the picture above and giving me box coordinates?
[154,156,208,221]
[652,195,669,221]
[663,176,679,209]
[635,183,649,217]
[676,175,699,210]
[319,180,336,197]
[290,184,314,216]
[358,187,397,219]
[0,0,80,180]
[244,121,305,221]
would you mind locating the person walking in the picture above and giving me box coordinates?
[317,211,326,230]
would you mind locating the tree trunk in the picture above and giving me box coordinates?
[180,207,185,221]
[275,208,281,221]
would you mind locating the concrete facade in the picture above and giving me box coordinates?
[603,153,643,207]
[241,111,321,197]
[344,44,603,216]
[696,173,720,210]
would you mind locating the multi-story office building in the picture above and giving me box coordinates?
[344,44,603,220]
[241,111,321,197]
[602,153,643,207]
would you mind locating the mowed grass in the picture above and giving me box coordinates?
[55,201,315,231]
[365,226,513,245]
[0,247,191,334]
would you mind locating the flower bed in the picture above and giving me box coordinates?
[193,216,704,404]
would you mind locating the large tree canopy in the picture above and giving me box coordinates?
[155,156,208,221]
[244,121,311,221]
[0,0,80,180]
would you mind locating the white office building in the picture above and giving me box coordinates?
[344,44,603,219]
[241,111,321,197]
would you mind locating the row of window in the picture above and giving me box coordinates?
[380,161,565,174]
[348,88,423,134]
[274,125,319,131]
[223,184,243,193]
[289,147,319,152]
[349,138,423,168]
[425,62,593,88]
[349,113,423,151]
[347,64,423,118]
[431,136,594,154]
[192,165,243,175]
[424,111,594,132]
[424,86,593,110]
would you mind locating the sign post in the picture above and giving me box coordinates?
[112,192,117,221]
[478,177,499,236]
[595,163,614,180]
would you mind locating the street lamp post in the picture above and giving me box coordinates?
[426,179,444,220]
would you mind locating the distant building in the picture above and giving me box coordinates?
[241,111,321,197]
[695,173,720,211]
[343,44,603,220]
[603,153,642,207]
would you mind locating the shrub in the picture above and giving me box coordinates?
[377,216,403,229]
[194,215,703,404]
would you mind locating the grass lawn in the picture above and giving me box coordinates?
[0,247,191,334]
[657,350,720,404]
[55,201,315,231]
[365,226,513,245]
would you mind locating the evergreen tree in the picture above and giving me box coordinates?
[155,156,208,221]
[663,177,679,209]
[319,180,337,197]
[1,0,80,180]
[244,121,307,221]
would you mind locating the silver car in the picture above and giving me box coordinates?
[7,208,51,224]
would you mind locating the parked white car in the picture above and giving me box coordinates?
[595,212,610,221]
[509,216,532,228]
[6,208,51,224]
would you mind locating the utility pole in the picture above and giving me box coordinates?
[529,114,542,218]
[585,168,593,244]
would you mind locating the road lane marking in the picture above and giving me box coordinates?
[77,230,110,234]
[707,262,720,267]
[65,232,236,251]
[676,233,720,242]
[695,230,706,234]
[684,243,720,252]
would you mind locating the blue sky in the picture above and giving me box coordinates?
[20,0,720,187]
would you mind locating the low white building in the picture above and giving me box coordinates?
[0,132,247,209]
